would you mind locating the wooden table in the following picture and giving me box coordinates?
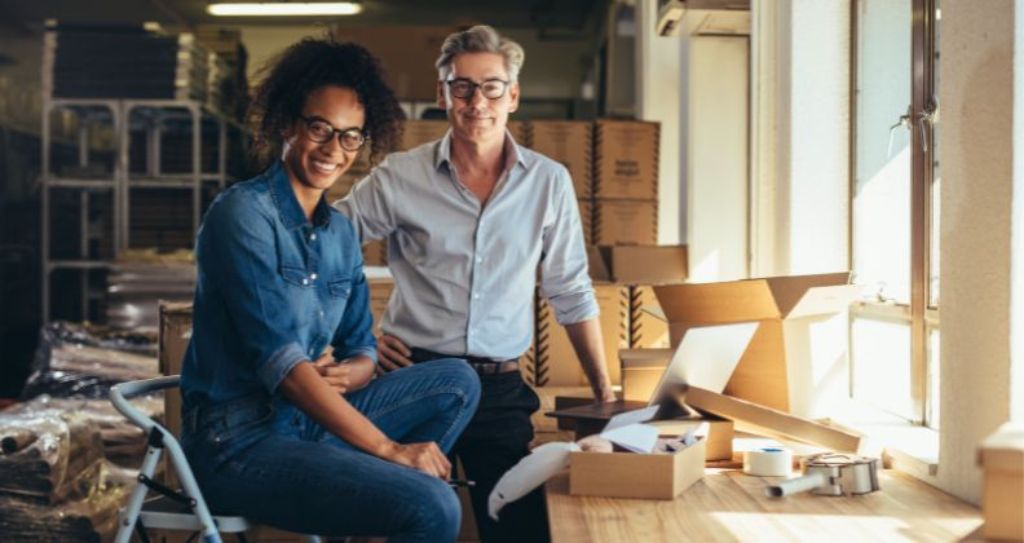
[546,468,984,542]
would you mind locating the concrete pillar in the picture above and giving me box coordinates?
[938,0,1015,504]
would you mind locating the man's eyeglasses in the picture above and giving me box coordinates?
[299,115,368,152]
[445,78,510,100]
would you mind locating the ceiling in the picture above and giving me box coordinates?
[0,0,608,31]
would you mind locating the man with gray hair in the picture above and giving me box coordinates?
[335,25,614,542]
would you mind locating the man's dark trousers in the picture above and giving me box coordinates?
[411,349,550,543]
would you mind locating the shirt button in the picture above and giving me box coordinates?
[473,293,480,300]
[310,273,318,280]
[301,278,309,286]
[476,256,483,264]
[310,233,317,241]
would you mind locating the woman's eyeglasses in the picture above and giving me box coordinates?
[299,116,368,152]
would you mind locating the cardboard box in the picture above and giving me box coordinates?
[620,348,674,402]
[159,303,193,438]
[534,285,628,386]
[594,120,659,200]
[653,272,860,414]
[588,245,688,285]
[333,26,457,100]
[649,416,734,462]
[629,286,671,349]
[158,302,192,488]
[684,386,864,453]
[508,120,530,147]
[399,120,449,150]
[593,199,658,246]
[367,277,394,334]
[569,436,705,499]
[362,239,388,268]
[977,423,1024,541]
[530,121,593,198]
[578,199,592,246]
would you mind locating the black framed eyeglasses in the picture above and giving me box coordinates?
[445,78,510,100]
[299,115,368,152]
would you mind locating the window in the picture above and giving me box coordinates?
[850,0,939,427]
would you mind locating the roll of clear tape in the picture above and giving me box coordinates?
[743,447,793,477]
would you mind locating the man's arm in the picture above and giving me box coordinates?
[539,166,616,403]
[565,318,617,403]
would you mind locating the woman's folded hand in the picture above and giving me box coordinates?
[381,441,452,479]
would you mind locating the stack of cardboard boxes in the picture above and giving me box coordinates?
[528,121,594,245]
[593,120,660,246]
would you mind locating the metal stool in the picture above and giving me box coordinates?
[110,375,323,543]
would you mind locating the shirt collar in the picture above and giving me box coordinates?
[267,160,332,230]
[433,127,530,173]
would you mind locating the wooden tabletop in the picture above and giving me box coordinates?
[546,468,983,542]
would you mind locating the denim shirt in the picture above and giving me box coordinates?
[180,161,377,414]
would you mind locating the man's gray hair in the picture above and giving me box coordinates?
[435,25,525,82]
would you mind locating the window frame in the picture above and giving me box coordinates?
[849,0,939,426]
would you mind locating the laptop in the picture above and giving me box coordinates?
[546,322,759,434]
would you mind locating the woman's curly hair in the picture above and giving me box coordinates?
[247,36,405,169]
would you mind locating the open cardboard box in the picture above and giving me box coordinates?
[570,435,707,499]
[653,272,861,416]
[588,245,688,285]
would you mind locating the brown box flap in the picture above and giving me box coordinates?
[654,280,780,323]
[588,245,687,285]
[763,272,853,317]
[684,386,863,453]
[619,348,673,369]
[653,272,855,324]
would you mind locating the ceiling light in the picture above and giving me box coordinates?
[207,2,362,16]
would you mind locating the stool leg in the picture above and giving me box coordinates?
[114,444,163,543]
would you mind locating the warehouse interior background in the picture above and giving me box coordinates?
[0,0,1023,540]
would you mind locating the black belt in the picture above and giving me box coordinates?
[410,348,520,376]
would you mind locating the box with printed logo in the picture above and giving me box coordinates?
[594,120,659,200]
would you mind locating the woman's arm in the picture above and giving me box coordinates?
[314,353,375,393]
[279,362,451,478]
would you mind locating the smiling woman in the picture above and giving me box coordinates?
[176,36,480,541]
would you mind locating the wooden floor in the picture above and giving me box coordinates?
[546,469,984,542]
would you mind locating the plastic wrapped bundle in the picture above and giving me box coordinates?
[21,321,159,400]
[4,395,163,468]
[0,461,134,542]
[0,410,105,504]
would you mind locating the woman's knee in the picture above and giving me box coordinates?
[408,477,461,541]
[434,358,481,407]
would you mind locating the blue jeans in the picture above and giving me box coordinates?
[181,359,481,542]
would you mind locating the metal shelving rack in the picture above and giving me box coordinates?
[40,96,242,324]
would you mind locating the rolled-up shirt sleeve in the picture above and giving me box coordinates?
[332,160,398,244]
[331,227,379,364]
[197,197,307,394]
[539,166,599,325]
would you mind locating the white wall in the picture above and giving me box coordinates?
[637,0,683,245]
[687,36,750,281]
[752,0,850,277]
[1012,0,1024,425]
[938,0,1015,504]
